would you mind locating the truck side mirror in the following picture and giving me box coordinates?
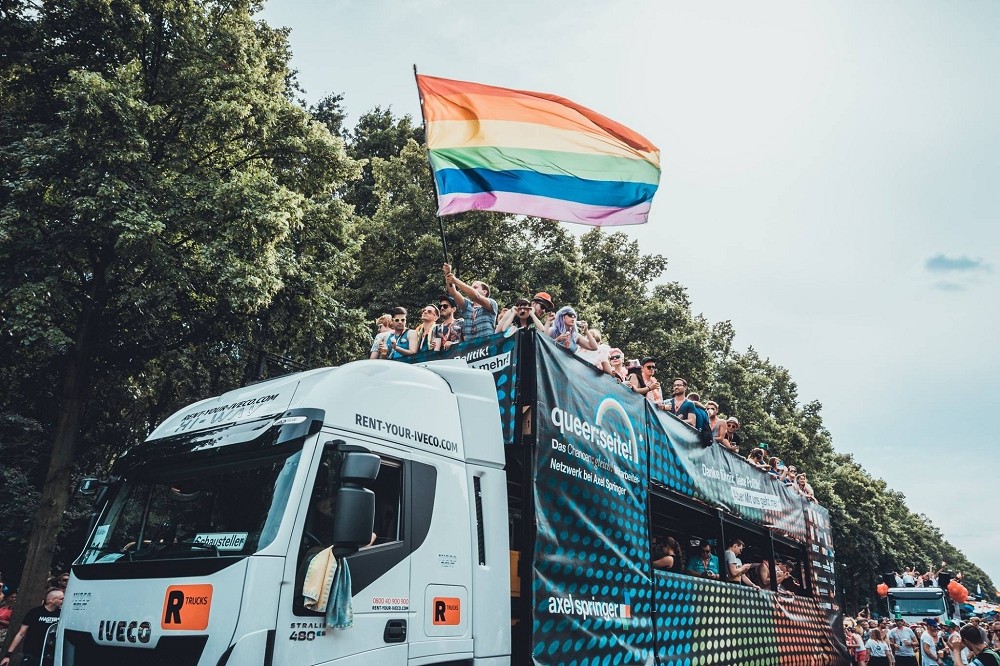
[74,477,101,498]
[328,442,379,556]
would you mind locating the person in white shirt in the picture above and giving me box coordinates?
[921,620,942,666]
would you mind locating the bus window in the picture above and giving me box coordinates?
[720,524,771,588]
[773,539,810,596]
[649,490,722,579]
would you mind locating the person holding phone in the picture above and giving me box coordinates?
[725,539,761,589]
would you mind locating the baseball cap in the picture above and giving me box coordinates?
[531,292,555,311]
[515,298,531,307]
[438,294,457,307]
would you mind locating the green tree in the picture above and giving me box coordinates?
[0,0,361,624]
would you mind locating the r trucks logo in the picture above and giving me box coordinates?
[161,584,213,630]
[547,593,632,622]
[432,597,461,625]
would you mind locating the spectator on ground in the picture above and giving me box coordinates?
[846,624,866,665]
[685,540,720,580]
[627,357,662,403]
[0,588,63,666]
[746,447,769,472]
[0,590,14,645]
[660,378,697,427]
[443,263,498,341]
[434,295,464,351]
[959,624,999,666]
[548,306,598,353]
[726,416,743,451]
[495,298,546,333]
[531,292,555,332]
[368,314,394,359]
[385,307,418,359]
[889,617,919,666]
[921,619,942,666]
[866,628,891,666]
[607,348,628,383]
[414,304,440,352]
[651,536,683,573]
[793,473,816,502]
[725,539,760,589]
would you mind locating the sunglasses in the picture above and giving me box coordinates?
[609,355,622,360]
[439,303,451,309]
[565,313,577,318]
[644,365,656,370]
[392,317,406,322]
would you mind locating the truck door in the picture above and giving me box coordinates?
[273,442,410,666]
[406,457,475,664]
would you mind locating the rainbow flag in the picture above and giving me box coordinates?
[416,75,660,227]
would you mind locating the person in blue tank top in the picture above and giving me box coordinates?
[385,307,418,359]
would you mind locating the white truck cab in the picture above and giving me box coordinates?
[58,359,510,666]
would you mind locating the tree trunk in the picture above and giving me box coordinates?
[4,324,92,649]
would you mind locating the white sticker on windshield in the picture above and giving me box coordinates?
[91,525,110,548]
[193,532,248,551]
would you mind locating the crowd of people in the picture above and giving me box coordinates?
[0,572,68,666]
[844,615,1000,666]
[368,265,820,500]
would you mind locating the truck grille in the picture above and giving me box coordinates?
[62,630,208,666]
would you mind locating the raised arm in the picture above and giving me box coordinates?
[495,306,516,333]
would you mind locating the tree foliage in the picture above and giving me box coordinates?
[0,0,364,623]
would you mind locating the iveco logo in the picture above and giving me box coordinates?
[97,620,152,644]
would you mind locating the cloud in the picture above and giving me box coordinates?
[925,254,991,273]
[932,281,965,292]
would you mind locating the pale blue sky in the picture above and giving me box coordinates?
[261,0,1000,587]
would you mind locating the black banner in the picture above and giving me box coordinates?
[532,335,653,665]
[528,333,848,664]
[402,331,519,446]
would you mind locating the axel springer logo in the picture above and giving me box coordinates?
[547,593,633,622]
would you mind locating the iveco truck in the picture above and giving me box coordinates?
[57,331,849,665]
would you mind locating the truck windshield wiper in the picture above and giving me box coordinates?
[126,540,220,560]
[166,541,221,557]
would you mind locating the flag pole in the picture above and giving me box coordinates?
[413,64,451,268]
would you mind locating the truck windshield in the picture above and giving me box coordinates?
[892,596,946,616]
[78,450,301,564]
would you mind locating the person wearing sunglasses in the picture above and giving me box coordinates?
[414,304,440,352]
[627,356,662,403]
[548,306,598,353]
[368,313,394,359]
[660,378,697,427]
[684,541,720,580]
[607,348,627,382]
[433,295,464,351]
[385,307,417,359]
